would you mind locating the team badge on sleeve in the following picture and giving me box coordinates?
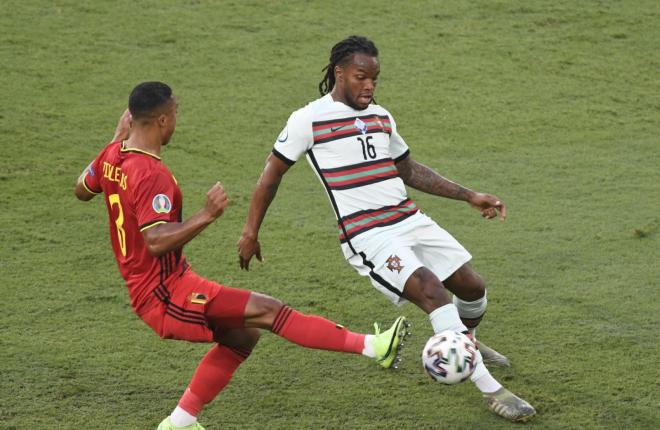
[152,194,172,214]
[277,126,288,142]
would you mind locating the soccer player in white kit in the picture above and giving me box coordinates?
[238,36,535,422]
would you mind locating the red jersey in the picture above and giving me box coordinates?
[83,141,188,315]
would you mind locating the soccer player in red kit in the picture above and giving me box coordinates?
[74,81,409,430]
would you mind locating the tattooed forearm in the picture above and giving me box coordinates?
[396,157,474,201]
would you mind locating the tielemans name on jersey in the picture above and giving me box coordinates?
[102,161,128,190]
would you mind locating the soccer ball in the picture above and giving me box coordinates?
[422,330,477,384]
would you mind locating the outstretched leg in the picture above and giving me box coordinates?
[403,266,535,422]
[241,292,409,368]
[160,285,408,429]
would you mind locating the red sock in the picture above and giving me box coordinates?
[178,344,250,416]
[271,306,365,354]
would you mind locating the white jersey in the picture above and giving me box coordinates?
[273,94,419,257]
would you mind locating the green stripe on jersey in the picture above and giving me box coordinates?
[325,165,397,183]
[313,119,391,137]
[343,202,417,231]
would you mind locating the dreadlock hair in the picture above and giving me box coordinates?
[318,35,379,96]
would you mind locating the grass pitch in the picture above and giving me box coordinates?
[1,1,658,429]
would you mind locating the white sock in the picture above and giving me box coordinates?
[362,334,376,358]
[429,304,501,394]
[170,406,197,428]
[429,303,468,334]
[470,351,502,394]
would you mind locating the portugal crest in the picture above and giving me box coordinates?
[386,255,404,273]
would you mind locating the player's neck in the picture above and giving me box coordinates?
[329,88,365,111]
[124,128,163,157]
[329,88,346,106]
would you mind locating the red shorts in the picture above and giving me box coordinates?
[141,269,251,343]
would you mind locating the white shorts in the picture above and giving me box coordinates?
[343,212,471,304]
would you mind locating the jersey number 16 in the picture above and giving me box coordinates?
[357,136,377,160]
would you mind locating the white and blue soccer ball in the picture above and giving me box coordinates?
[422,330,477,384]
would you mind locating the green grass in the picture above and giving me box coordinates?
[1,0,659,428]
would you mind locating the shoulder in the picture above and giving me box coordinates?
[289,95,336,122]
[370,103,395,120]
[122,154,158,172]
[288,97,324,125]
[126,158,174,188]
[288,106,311,125]
[95,140,122,161]
[283,100,322,140]
[106,140,122,152]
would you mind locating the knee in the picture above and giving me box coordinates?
[214,327,262,352]
[471,277,486,301]
[404,268,451,312]
[254,294,284,319]
[460,275,486,302]
[244,292,284,329]
[241,328,262,350]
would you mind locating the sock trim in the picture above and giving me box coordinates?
[228,346,252,360]
[272,305,293,334]
[177,388,204,417]
[461,311,486,328]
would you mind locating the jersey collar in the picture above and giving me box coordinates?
[120,141,161,160]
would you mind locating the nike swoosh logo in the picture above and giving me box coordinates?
[330,125,350,132]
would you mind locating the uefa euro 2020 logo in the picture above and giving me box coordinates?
[152,194,172,214]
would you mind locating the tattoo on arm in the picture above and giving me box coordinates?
[396,157,473,201]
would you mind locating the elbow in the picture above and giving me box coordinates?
[146,242,167,257]
[74,185,94,201]
[144,235,168,257]
[142,225,170,257]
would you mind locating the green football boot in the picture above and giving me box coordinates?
[476,340,511,367]
[157,417,206,430]
[483,387,536,422]
[372,316,410,369]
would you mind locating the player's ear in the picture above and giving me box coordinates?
[334,65,344,83]
[157,113,167,127]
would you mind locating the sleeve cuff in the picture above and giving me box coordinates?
[393,149,410,163]
[139,220,168,232]
[82,176,102,194]
[272,149,296,166]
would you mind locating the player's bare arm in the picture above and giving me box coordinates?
[74,163,96,201]
[396,156,506,220]
[237,153,291,270]
[143,182,228,257]
[112,109,132,142]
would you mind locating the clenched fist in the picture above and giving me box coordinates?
[205,182,229,219]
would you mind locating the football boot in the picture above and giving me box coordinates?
[373,316,410,369]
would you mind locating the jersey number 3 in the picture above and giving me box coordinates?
[109,194,127,256]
